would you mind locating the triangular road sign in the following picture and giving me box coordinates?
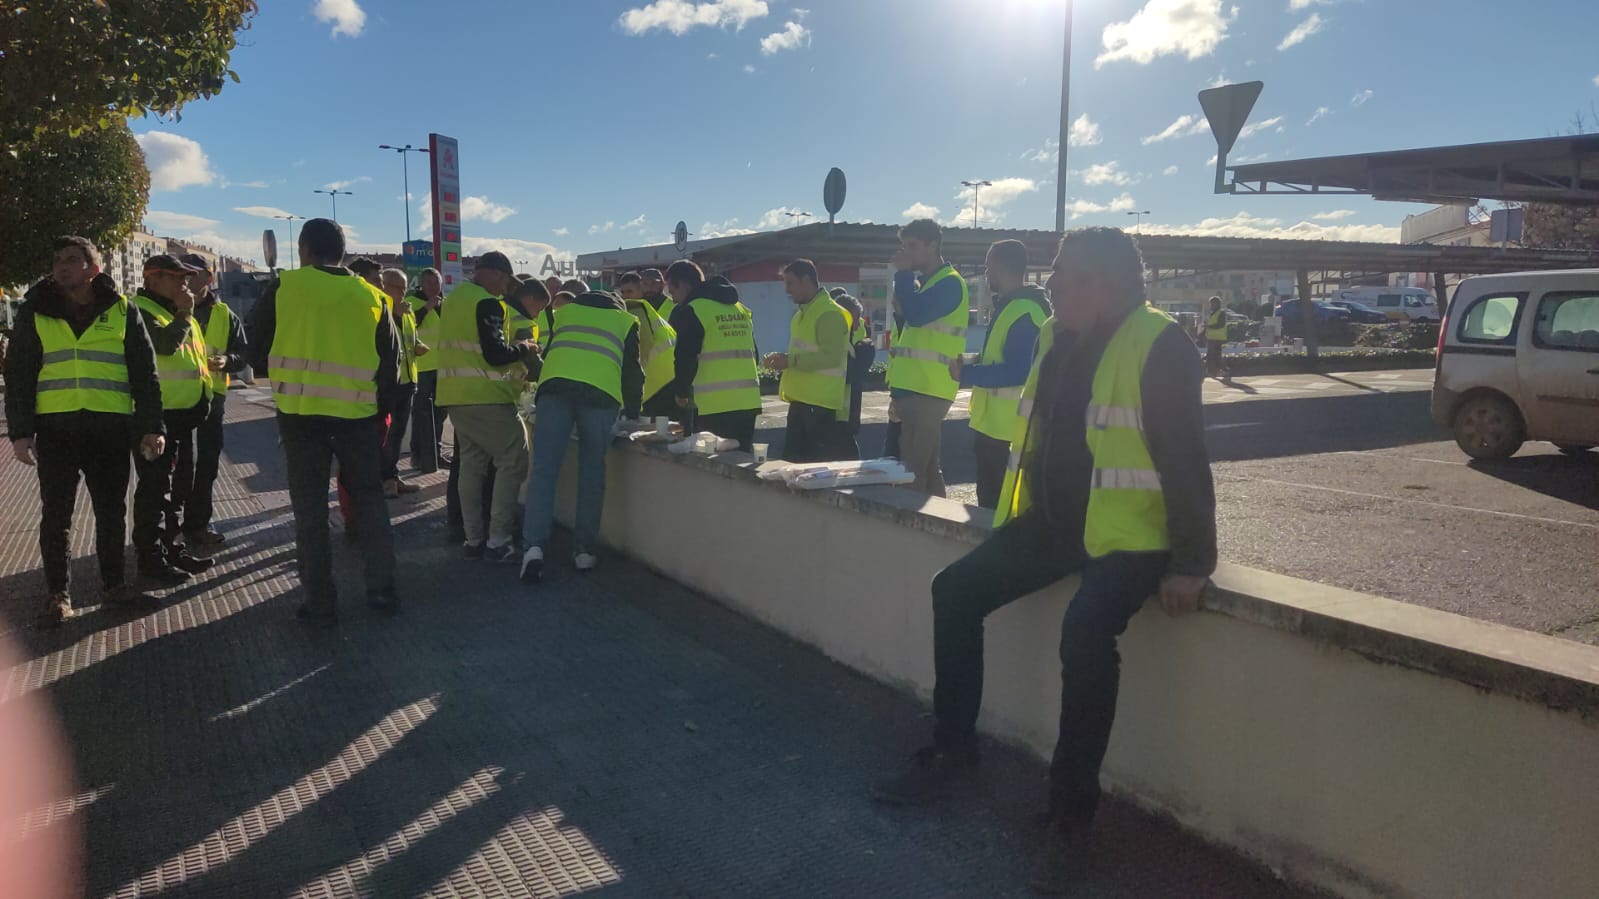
[1199,81,1264,156]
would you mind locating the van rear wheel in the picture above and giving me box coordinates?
[1453,394,1524,460]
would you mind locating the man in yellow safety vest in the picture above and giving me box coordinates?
[408,268,449,472]
[886,218,969,496]
[380,268,429,497]
[1205,295,1230,379]
[130,254,217,585]
[3,236,166,625]
[616,271,678,421]
[175,252,248,548]
[246,218,403,625]
[950,240,1049,510]
[664,260,761,452]
[874,228,1217,894]
[766,259,854,462]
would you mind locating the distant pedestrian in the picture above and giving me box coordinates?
[409,268,449,472]
[874,228,1216,894]
[886,218,968,495]
[175,252,248,547]
[665,260,761,452]
[767,259,854,461]
[4,237,166,624]
[1205,296,1229,379]
[246,219,402,625]
[952,240,1048,510]
[380,268,425,497]
[833,290,874,440]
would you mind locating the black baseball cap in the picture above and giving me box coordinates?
[144,254,202,275]
[640,268,664,282]
[476,251,515,275]
[178,253,213,273]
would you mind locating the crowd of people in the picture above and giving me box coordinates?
[3,217,1217,893]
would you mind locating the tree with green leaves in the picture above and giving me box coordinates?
[1,0,258,146]
[0,121,150,287]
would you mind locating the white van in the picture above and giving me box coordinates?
[1331,286,1441,322]
[1432,269,1599,459]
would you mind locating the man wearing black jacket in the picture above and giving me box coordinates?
[664,261,761,451]
[174,253,248,547]
[874,228,1217,894]
[4,237,166,625]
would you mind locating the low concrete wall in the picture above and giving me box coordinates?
[551,439,1599,899]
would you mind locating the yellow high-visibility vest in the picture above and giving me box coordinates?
[886,264,969,401]
[435,282,524,407]
[540,302,638,405]
[780,290,849,413]
[133,292,212,410]
[688,298,760,415]
[34,296,134,415]
[386,296,419,385]
[267,268,383,419]
[996,305,1175,558]
[201,300,233,389]
[1206,308,1229,342]
[627,297,677,401]
[415,307,441,374]
[968,294,1047,442]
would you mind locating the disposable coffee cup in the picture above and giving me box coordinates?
[654,416,670,435]
[752,443,769,462]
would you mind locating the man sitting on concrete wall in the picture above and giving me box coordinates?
[874,227,1218,895]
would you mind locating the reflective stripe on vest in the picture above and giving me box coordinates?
[434,283,524,407]
[689,298,760,415]
[540,302,638,404]
[969,295,1046,441]
[267,268,383,419]
[886,264,969,401]
[133,293,212,409]
[202,301,232,389]
[994,306,1175,558]
[34,297,134,415]
[627,298,677,401]
[779,291,849,412]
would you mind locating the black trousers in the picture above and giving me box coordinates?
[783,401,856,462]
[381,383,417,480]
[640,386,680,422]
[409,371,446,473]
[973,431,1011,510]
[882,420,902,460]
[278,414,397,613]
[134,403,207,564]
[35,416,133,593]
[930,513,1168,828]
[175,393,227,535]
[1205,340,1225,376]
[694,409,757,453]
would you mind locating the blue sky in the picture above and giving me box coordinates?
[134,0,1599,267]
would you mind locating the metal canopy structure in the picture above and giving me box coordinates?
[663,223,1599,282]
[1222,134,1599,205]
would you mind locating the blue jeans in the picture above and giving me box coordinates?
[522,389,618,553]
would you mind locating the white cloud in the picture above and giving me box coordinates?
[619,0,769,35]
[1142,211,1398,242]
[1163,165,1180,176]
[1023,138,1058,164]
[461,196,517,223]
[902,202,942,222]
[1079,162,1139,186]
[144,211,221,232]
[1312,209,1357,220]
[1205,71,1231,89]
[1065,193,1138,219]
[1351,89,1374,106]
[416,192,433,233]
[588,221,617,236]
[760,21,811,54]
[1289,0,1335,9]
[699,218,757,239]
[743,63,756,74]
[462,237,576,269]
[1277,13,1324,51]
[1140,114,1209,145]
[1238,116,1284,139]
[755,207,812,228]
[312,0,366,38]
[553,227,570,236]
[1305,105,1332,126]
[1593,74,1599,87]
[135,131,216,192]
[952,178,1038,225]
[1096,0,1236,68]
[624,213,650,230]
[233,206,299,219]
[321,176,371,191]
[167,231,270,266]
[1068,114,1102,147]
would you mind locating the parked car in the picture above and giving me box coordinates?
[1329,286,1441,322]
[1274,299,1351,322]
[1432,269,1599,459]
[1327,300,1391,324]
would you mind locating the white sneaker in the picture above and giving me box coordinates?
[520,546,544,584]
[573,552,597,572]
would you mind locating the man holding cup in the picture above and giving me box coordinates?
[765,259,854,462]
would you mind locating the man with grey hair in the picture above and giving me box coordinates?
[380,268,426,495]
[408,267,448,472]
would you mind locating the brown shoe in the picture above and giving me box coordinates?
[40,592,73,627]
[395,478,421,494]
[383,478,401,499]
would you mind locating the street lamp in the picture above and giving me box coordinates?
[313,188,353,221]
[378,143,431,243]
[961,180,993,228]
[1054,0,1074,233]
[783,211,813,220]
[1125,210,1151,233]
[515,259,530,273]
[272,214,305,269]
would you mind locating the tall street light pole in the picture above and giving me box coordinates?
[1054,0,1074,233]
[313,188,353,221]
[273,214,305,269]
[961,180,992,228]
[1125,209,1151,233]
[378,144,431,243]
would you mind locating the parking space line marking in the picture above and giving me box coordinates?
[1216,473,1599,530]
